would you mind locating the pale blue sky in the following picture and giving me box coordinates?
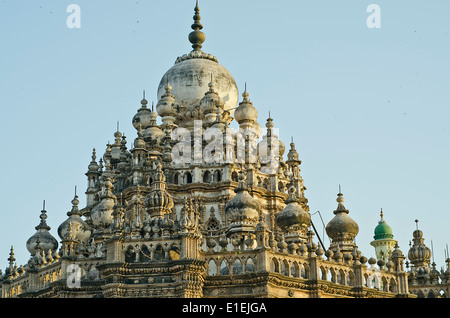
[0,0,449,271]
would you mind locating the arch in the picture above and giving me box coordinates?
[270,258,279,273]
[139,245,151,262]
[124,245,136,263]
[263,179,269,190]
[206,218,220,231]
[347,271,355,286]
[220,259,230,275]
[245,258,255,272]
[231,171,238,182]
[154,244,163,261]
[213,170,222,182]
[169,243,180,260]
[203,170,212,183]
[185,172,193,184]
[233,258,243,275]
[281,260,289,276]
[291,262,300,278]
[174,172,181,185]
[319,266,327,281]
[381,276,388,292]
[257,177,262,187]
[301,263,309,279]
[208,259,218,276]
[389,278,397,293]
[337,269,345,285]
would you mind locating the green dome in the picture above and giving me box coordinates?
[373,210,394,240]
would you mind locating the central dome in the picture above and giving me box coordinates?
[157,58,238,113]
[156,2,238,115]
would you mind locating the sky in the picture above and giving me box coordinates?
[0,0,449,273]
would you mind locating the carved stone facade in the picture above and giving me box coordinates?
[1,3,449,299]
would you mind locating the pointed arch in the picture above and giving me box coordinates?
[203,170,212,183]
[208,259,218,276]
[245,258,255,272]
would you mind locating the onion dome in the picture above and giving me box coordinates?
[156,82,179,125]
[225,171,260,236]
[144,161,174,218]
[132,92,154,130]
[200,76,223,119]
[234,85,258,127]
[57,194,91,243]
[286,139,301,167]
[26,202,59,256]
[90,178,116,229]
[407,219,432,268]
[143,105,165,144]
[157,2,238,115]
[87,148,99,172]
[257,115,285,163]
[109,129,123,163]
[373,209,394,240]
[276,184,310,230]
[325,190,359,252]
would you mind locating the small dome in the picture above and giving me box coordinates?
[57,194,91,243]
[26,204,59,256]
[200,79,223,115]
[234,89,258,125]
[407,220,432,268]
[87,148,99,172]
[90,178,116,229]
[325,192,359,242]
[373,209,394,240]
[276,185,310,230]
[225,172,260,231]
[132,97,154,130]
[156,83,179,119]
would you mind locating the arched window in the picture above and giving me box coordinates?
[245,258,255,272]
[213,170,222,182]
[185,172,193,184]
[125,245,136,263]
[174,172,180,185]
[208,260,218,276]
[139,245,151,262]
[233,259,243,275]
[169,244,180,260]
[203,171,211,183]
[231,171,238,182]
[270,258,279,273]
[154,244,163,261]
[220,260,230,275]
[291,262,299,278]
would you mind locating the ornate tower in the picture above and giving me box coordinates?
[370,209,397,262]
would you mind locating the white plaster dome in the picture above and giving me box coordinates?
[157,58,239,114]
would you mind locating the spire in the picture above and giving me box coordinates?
[189,0,206,51]
[141,90,148,108]
[35,200,51,231]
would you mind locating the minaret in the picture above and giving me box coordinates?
[86,148,100,208]
[370,209,398,262]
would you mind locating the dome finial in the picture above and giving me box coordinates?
[189,0,206,51]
